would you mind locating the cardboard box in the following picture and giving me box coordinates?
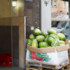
[26,44,69,69]
[65,39,70,55]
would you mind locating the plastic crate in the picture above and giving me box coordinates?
[0,54,2,61]
[0,53,12,62]
[0,61,12,66]
[3,62,12,66]
[0,61,3,65]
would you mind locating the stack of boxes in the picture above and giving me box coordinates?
[0,53,12,66]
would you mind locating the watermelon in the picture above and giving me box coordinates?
[32,39,38,48]
[27,39,32,46]
[47,37,54,45]
[29,34,34,39]
[57,33,65,41]
[44,34,49,42]
[60,44,65,46]
[51,39,60,47]
[50,34,59,39]
[47,29,56,35]
[44,37,48,42]
[45,34,49,38]
[68,40,70,44]
[36,35,45,42]
[59,40,65,44]
[33,29,41,35]
[39,42,49,48]
[41,30,46,36]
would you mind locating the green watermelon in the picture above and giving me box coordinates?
[51,39,60,47]
[47,29,56,35]
[47,37,54,45]
[50,34,59,39]
[39,42,49,48]
[32,39,38,48]
[33,29,41,35]
[44,37,48,42]
[41,30,46,36]
[57,33,65,41]
[45,34,49,38]
[59,40,65,44]
[68,40,70,44]
[29,34,34,39]
[27,39,32,46]
[36,35,45,42]
[60,44,65,46]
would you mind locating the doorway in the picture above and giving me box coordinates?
[0,0,24,69]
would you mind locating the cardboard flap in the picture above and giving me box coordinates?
[27,45,55,53]
[56,44,69,52]
[65,39,69,44]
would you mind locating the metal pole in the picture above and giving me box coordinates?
[24,16,26,70]
[69,1,70,39]
[11,18,13,66]
[11,2,13,66]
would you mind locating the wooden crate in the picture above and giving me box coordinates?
[26,61,58,69]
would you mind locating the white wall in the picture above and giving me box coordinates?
[41,0,51,34]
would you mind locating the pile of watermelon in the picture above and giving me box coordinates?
[27,28,70,48]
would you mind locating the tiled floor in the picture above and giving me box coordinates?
[0,65,24,70]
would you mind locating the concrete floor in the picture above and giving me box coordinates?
[0,65,24,70]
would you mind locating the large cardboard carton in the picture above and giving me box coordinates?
[65,39,70,55]
[26,44,69,69]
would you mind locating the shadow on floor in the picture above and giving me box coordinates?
[0,65,24,70]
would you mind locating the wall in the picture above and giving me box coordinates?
[41,0,51,33]
[0,0,24,68]
[0,0,12,18]
[12,0,24,68]
[25,0,41,38]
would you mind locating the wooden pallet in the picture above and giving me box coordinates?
[26,61,70,70]
[26,66,43,70]
[26,60,69,69]
[26,65,70,70]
